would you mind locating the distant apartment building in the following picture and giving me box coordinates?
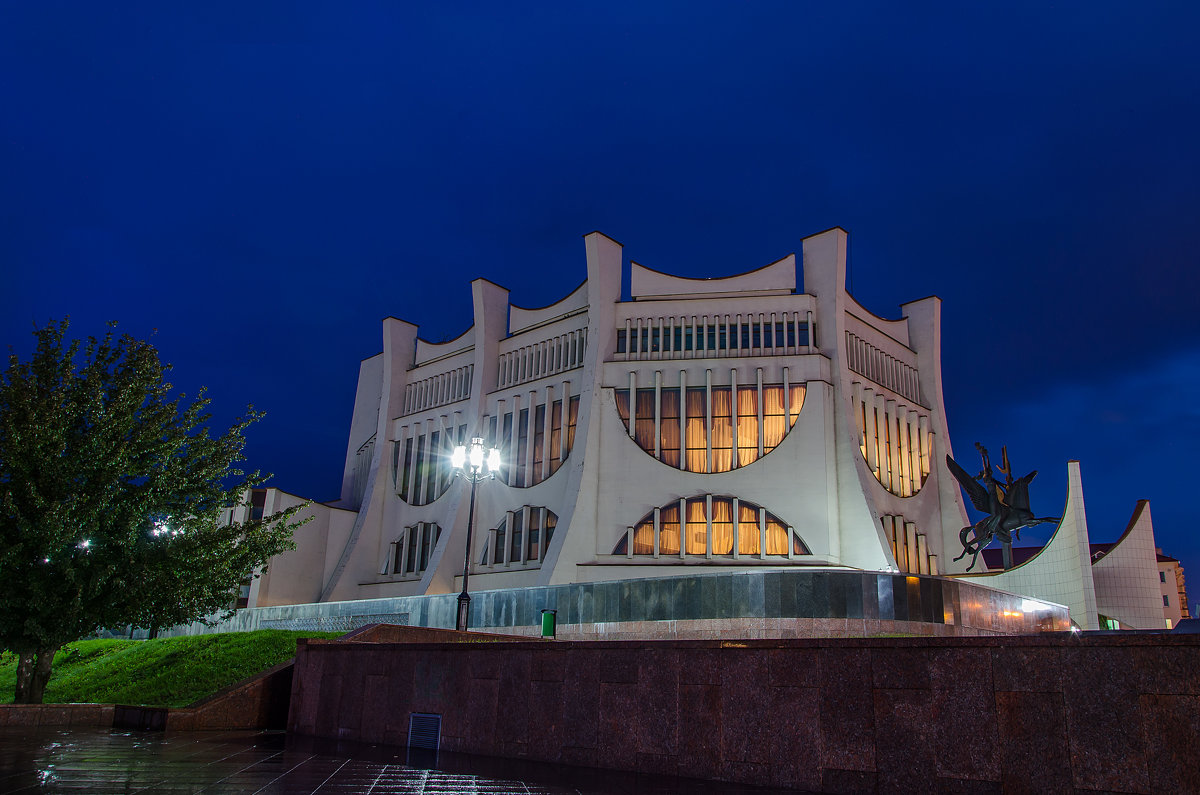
[1157,549,1189,628]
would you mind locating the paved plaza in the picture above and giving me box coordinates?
[0,727,799,794]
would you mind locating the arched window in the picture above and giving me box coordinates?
[851,390,932,498]
[394,422,469,506]
[613,497,808,559]
[479,506,559,569]
[486,396,580,488]
[616,378,803,472]
[387,522,441,577]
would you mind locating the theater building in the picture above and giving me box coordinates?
[215,228,1171,637]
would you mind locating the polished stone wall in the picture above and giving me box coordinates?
[169,570,1069,639]
[289,630,1200,792]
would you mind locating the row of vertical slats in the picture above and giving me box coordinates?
[402,364,474,416]
[619,311,813,360]
[845,330,923,407]
[882,515,938,575]
[497,327,587,388]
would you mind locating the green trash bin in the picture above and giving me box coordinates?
[540,608,557,639]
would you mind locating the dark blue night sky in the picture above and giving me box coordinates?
[4,4,1198,592]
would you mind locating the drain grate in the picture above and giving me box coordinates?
[408,712,441,750]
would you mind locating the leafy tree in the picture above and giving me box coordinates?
[0,319,304,703]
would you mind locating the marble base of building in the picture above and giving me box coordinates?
[170,569,1069,640]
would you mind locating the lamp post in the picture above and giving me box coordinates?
[451,437,501,632]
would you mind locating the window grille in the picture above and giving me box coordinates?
[408,713,441,750]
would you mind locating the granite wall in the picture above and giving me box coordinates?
[289,631,1200,793]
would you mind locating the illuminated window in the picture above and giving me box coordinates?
[659,388,681,467]
[615,496,808,559]
[396,425,479,506]
[851,396,932,498]
[567,396,580,453]
[711,388,733,473]
[736,385,758,466]
[616,380,806,472]
[486,394,580,488]
[685,497,707,554]
[659,503,681,555]
[685,388,707,473]
[548,400,563,474]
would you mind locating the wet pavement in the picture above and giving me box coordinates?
[0,728,803,793]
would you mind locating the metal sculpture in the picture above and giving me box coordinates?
[947,444,1059,571]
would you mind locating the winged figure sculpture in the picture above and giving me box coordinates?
[946,443,1060,571]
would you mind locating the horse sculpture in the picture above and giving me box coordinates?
[947,443,1059,571]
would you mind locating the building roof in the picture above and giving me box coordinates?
[982,543,1178,570]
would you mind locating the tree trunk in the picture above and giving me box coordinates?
[14,652,34,703]
[13,645,60,704]
[148,626,159,640]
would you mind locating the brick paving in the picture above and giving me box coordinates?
[0,728,800,794]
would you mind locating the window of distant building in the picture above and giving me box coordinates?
[1164,594,1170,607]
[1161,570,1167,583]
[250,489,267,520]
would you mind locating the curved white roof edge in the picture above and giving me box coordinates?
[509,279,589,334]
[954,460,1100,629]
[844,290,911,339]
[1092,500,1165,628]
[631,253,796,300]
[414,325,476,365]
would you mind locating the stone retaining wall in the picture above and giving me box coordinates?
[0,704,114,729]
[288,631,1200,792]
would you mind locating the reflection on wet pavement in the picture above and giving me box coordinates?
[0,727,803,793]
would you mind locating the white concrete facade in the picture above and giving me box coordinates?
[249,228,983,609]
[241,227,1177,634]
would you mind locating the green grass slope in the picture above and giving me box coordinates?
[0,630,342,708]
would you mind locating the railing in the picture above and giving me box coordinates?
[403,364,473,416]
[845,331,924,406]
[616,311,813,361]
[497,328,587,388]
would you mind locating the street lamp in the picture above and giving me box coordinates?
[451,436,501,632]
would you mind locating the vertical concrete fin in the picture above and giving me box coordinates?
[1092,500,1165,628]
[339,355,384,505]
[800,226,848,301]
[471,278,511,407]
[321,317,418,603]
[583,231,623,311]
[900,294,967,569]
[539,232,621,583]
